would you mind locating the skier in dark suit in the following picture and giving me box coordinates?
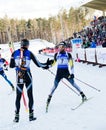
[10,39,48,122]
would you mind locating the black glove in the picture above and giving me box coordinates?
[43,65,49,69]
[3,64,8,71]
[10,58,15,68]
[70,74,74,79]
[4,64,7,67]
[47,58,54,66]
[4,68,8,71]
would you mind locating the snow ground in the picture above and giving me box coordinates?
[0,39,106,130]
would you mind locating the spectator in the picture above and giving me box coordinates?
[90,39,96,48]
[102,38,106,47]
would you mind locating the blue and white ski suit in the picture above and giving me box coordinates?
[0,58,14,88]
[10,47,47,113]
[49,51,82,96]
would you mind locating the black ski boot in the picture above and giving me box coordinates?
[29,111,37,121]
[13,111,19,123]
[80,92,87,102]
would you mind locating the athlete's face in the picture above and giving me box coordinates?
[24,45,29,49]
[59,45,65,51]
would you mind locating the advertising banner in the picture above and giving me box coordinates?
[96,48,106,64]
[71,38,83,59]
[86,48,96,62]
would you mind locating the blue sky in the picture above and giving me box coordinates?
[0,0,87,19]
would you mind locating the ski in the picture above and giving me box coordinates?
[71,97,93,110]
[6,27,14,54]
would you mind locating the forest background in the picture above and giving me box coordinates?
[0,7,96,45]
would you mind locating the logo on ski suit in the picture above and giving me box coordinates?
[56,52,69,69]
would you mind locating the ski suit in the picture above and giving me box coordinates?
[10,47,47,114]
[46,44,87,111]
[0,58,14,88]
[49,51,82,96]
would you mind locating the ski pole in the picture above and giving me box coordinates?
[22,92,28,112]
[20,48,28,112]
[48,69,80,96]
[75,78,101,92]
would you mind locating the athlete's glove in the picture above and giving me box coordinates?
[43,65,49,69]
[47,58,54,66]
[3,64,8,71]
[4,64,7,67]
[70,74,74,79]
[10,58,15,68]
